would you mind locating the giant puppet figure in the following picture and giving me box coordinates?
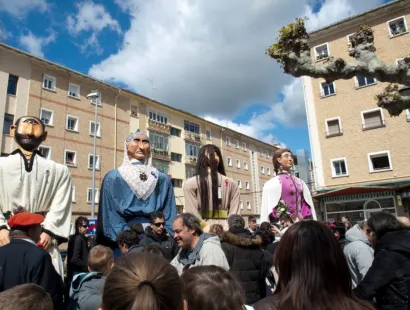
[0,116,72,275]
[261,148,317,223]
[183,144,240,231]
[96,130,177,249]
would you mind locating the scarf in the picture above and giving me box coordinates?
[118,142,159,200]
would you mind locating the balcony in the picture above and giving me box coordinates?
[151,148,171,162]
[184,132,203,143]
[326,129,343,138]
[185,155,198,166]
[147,119,171,134]
[362,120,386,131]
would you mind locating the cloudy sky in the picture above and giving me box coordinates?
[0,0,390,153]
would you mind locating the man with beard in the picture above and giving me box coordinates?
[0,116,72,275]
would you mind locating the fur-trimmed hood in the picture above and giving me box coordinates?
[221,231,262,248]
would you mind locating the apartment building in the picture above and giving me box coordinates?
[0,43,277,220]
[303,0,410,223]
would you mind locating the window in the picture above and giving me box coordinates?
[87,188,100,204]
[235,140,240,149]
[331,158,348,177]
[240,201,243,210]
[185,166,196,179]
[407,109,410,122]
[226,137,231,146]
[171,153,182,162]
[227,157,232,167]
[260,149,263,157]
[355,76,376,88]
[3,113,14,135]
[149,109,168,124]
[368,151,392,172]
[88,154,100,170]
[66,115,79,132]
[238,180,242,189]
[267,168,271,176]
[242,142,247,151]
[244,161,249,170]
[130,105,138,117]
[326,117,342,137]
[171,178,183,188]
[64,150,77,166]
[388,16,407,37]
[153,159,170,174]
[314,43,329,60]
[89,121,101,137]
[149,131,169,150]
[42,74,56,91]
[7,74,18,95]
[206,130,211,140]
[246,201,251,210]
[245,181,250,190]
[40,108,54,126]
[236,159,241,169]
[39,145,51,160]
[184,120,200,134]
[185,142,201,157]
[170,127,181,137]
[72,186,76,203]
[361,109,385,130]
[261,166,265,175]
[68,83,80,98]
[320,82,336,97]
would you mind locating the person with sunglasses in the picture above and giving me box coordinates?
[139,211,178,261]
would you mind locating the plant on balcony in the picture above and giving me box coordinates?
[152,148,170,157]
[267,18,410,116]
[316,53,328,61]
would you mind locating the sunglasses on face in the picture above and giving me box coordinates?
[153,222,165,227]
[81,225,88,228]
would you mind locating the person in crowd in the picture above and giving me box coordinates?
[140,211,179,261]
[220,214,267,304]
[332,222,349,250]
[0,213,63,309]
[278,214,293,236]
[261,148,316,223]
[344,222,374,288]
[209,223,224,238]
[354,212,410,310]
[97,131,177,252]
[181,265,254,310]
[0,116,72,276]
[116,227,144,255]
[0,284,53,310]
[254,221,374,310]
[170,213,229,275]
[247,216,258,235]
[183,144,240,232]
[67,217,90,283]
[342,215,353,230]
[101,252,182,310]
[143,243,166,257]
[397,216,410,228]
[69,245,114,310]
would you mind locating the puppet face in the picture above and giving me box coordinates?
[10,117,46,151]
[277,151,294,170]
[126,134,150,161]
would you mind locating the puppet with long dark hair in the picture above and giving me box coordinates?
[260,148,316,223]
[183,145,240,231]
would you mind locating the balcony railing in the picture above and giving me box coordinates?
[184,132,203,143]
[185,155,198,165]
[326,129,343,138]
[362,120,386,131]
[152,148,171,161]
[147,119,171,134]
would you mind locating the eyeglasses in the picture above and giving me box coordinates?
[281,154,293,159]
[81,225,88,228]
[153,222,165,227]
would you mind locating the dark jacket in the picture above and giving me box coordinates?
[254,294,280,310]
[338,236,349,250]
[221,228,266,305]
[67,234,89,280]
[69,272,105,310]
[139,226,179,261]
[354,230,410,310]
[127,244,144,255]
[0,239,64,310]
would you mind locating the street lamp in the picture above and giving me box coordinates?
[87,89,100,219]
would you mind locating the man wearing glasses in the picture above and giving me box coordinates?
[140,211,178,261]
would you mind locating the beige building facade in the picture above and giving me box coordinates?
[303,0,410,223]
[0,43,277,221]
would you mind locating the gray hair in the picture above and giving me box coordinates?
[174,213,203,235]
[228,214,245,230]
[125,130,149,143]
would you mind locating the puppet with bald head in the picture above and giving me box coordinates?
[96,130,176,251]
[0,116,72,275]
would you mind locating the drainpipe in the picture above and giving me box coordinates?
[114,89,122,168]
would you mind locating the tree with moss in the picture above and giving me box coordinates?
[266,18,410,116]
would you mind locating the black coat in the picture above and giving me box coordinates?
[139,227,179,261]
[221,229,267,305]
[354,230,410,310]
[67,234,89,280]
[0,239,64,310]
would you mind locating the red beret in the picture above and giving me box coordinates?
[8,213,45,230]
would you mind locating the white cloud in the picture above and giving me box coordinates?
[0,0,48,19]
[19,32,56,58]
[89,0,383,129]
[67,1,121,54]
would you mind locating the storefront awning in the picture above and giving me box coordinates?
[313,186,395,199]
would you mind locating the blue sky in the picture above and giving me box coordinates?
[0,0,389,156]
